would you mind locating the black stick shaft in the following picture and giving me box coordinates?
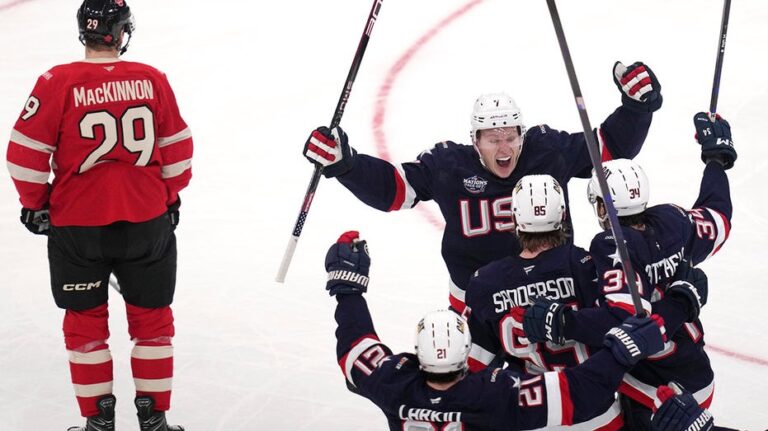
[545,0,645,316]
[276,0,385,283]
[709,0,731,115]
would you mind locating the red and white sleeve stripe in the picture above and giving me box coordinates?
[620,374,714,410]
[704,207,730,258]
[158,126,192,205]
[544,371,575,426]
[468,342,496,372]
[338,335,381,386]
[597,128,613,162]
[604,293,652,316]
[6,128,55,208]
[387,164,418,211]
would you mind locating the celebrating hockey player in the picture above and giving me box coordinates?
[515,113,735,429]
[324,230,713,430]
[463,174,705,430]
[6,1,191,430]
[304,62,662,313]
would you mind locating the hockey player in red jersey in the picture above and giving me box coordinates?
[304,62,662,314]
[6,1,191,430]
[325,230,712,431]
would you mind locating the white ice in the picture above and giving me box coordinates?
[1,0,767,429]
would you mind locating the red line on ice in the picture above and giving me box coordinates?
[371,0,768,370]
[0,0,34,12]
[372,0,483,230]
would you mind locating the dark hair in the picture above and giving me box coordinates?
[85,38,120,51]
[618,212,646,227]
[517,229,568,252]
[423,369,464,384]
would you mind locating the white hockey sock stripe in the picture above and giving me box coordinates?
[68,348,112,365]
[134,377,173,392]
[73,381,113,398]
[132,345,174,360]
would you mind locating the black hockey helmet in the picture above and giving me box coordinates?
[77,0,135,55]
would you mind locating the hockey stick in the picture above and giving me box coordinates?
[709,0,731,120]
[275,0,385,283]
[709,0,731,117]
[545,0,645,316]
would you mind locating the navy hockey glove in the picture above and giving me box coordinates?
[325,231,370,296]
[603,314,666,367]
[651,382,714,431]
[522,298,569,345]
[304,126,357,178]
[667,260,708,322]
[694,112,736,169]
[167,198,181,231]
[613,61,663,113]
[20,206,50,235]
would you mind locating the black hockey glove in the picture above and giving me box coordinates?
[603,314,666,367]
[694,112,736,169]
[667,259,708,322]
[304,126,357,178]
[613,61,663,113]
[522,298,569,345]
[20,206,50,235]
[651,382,713,431]
[167,198,181,231]
[325,231,370,296]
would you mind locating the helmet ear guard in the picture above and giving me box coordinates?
[77,0,135,55]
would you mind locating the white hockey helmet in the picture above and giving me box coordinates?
[470,92,525,144]
[587,159,650,226]
[415,310,471,374]
[513,174,566,233]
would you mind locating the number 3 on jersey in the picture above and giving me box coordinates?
[79,105,155,173]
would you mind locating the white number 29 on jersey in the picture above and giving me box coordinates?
[78,106,155,173]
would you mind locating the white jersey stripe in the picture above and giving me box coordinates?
[10,129,56,153]
[133,377,173,392]
[528,398,621,431]
[131,345,173,360]
[704,207,728,258]
[469,343,495,366]
[604,293,652,315]
[73,381,113,398]
[544,372,563,425]
[158,127,192,148]
[622,373,714,409]
[342,337,380,387]
[394,164,418,209]
[449,279,466,303]
[68,349,112,365]
[161,159,191,179]
[7,161,49,184]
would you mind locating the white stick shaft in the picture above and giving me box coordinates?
[275,235,299,283]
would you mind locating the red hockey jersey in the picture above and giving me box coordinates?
[7,58,193,226]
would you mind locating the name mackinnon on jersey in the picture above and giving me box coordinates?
[73,79,155,108]
[463,175,488,194]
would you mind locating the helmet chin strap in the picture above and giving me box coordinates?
[118,32,132,56]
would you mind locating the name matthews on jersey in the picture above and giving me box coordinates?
[492,277,575,313]
[73,79,154,108]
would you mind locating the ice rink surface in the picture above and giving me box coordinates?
[1,0,767,429]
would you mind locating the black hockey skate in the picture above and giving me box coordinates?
[135,396,184,431]
[67,394,116,431]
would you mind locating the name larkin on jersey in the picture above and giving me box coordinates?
[398,406,461,423]
[493,277,575,313]
[73,79,154,108]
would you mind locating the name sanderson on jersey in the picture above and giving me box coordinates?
[73,79,155,108]
[492,277,575,313]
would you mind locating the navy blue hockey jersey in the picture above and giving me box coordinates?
[335,107,652,312]
[464,244,624,430]
[334,293,637,431]
[574,162,732,409]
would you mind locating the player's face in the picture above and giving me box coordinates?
[476,127,522,178]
